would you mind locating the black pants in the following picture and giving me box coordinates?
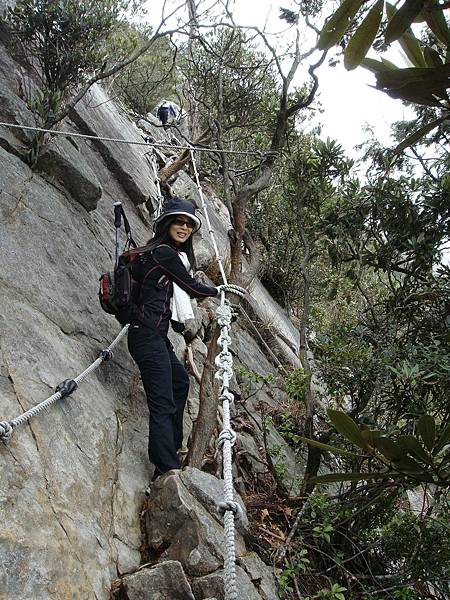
[128,324,189,478]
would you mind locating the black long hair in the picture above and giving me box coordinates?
[143,215,196,268]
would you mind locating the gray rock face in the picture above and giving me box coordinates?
[0,0,15,14]
[248,279,300,354]
[36,135,103,211]
[121,561,195,600]
[238,552,280,600]
[0,86,35,154]
[0,147,149,599]
[0,38,37,155]
[70,85,157,207]
[145,468,247,577]
[0,38,293,600]
[192,566,264,600]
[139,469,282,599]
[180,466,249,534]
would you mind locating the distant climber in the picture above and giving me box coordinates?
[156,101,176,128]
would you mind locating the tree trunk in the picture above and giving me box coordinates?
[187,326,220,468]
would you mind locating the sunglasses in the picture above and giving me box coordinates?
[173,217,195,229]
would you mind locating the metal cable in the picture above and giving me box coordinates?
[0,121,263,157]
[189,148,228,284]
[147,148,164,216]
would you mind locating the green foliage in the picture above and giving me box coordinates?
[344,0,384,70]
[318,0,364,50]
[392,589,417,600]
[307,410,450,487]
[317,583,347,600]
[384,0,426,44]
[277,549,311,597]
[270,486,449,599]
[6,0,134,113]
[284,368,309,403]
[313,522,333,544]
[106,22,177,115]
[382,509,450,585]
[179,27,279,175]
[5,0,145,161]
[249,133,355,314]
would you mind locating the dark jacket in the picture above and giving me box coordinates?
[122,244,217,335]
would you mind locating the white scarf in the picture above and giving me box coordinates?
[171,251,195,323]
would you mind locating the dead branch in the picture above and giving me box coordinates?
[158,127,211,184]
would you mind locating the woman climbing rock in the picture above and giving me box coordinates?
[120,197,236,490]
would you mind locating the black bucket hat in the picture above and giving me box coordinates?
[153,197,202,233]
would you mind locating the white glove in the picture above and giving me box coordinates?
[216,284,247,298]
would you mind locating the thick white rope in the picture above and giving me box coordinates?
[190,146,245,599]
[0,326,129,442]
[215,299,241,600]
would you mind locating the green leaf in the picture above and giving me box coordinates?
[327,409,369,449]
[310,471,396,484]
[385,0,426,44]
[361,57,397,73]
[373,437,406,461]
[424,46,444,68]
[381,57,401,69]
[361,428,381,448]
[394,455,428,473]
[393,116,446,154]
[298,435,360,457]
[417,415,436,450]
[397,435,431,462]
[374,64,450,105]
[376,64,450,88]
[318,0,364,50]
[385,1,397,20]
[425,5,450,46]
[344,0,384,70]
[385,2,427,66]
[398,31,427,67]
[415,471,438,483]
[435,422,450,453]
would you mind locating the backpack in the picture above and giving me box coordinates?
[99,250,139,317]
[98,203,140,319]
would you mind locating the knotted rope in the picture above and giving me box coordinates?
[190,147,247,600]
[0,326,129,443]
[214,297,240,600]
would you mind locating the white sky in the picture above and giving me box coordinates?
[147,0,415,154]
[228,0,415,154]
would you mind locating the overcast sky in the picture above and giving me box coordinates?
[229,0,415,153]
